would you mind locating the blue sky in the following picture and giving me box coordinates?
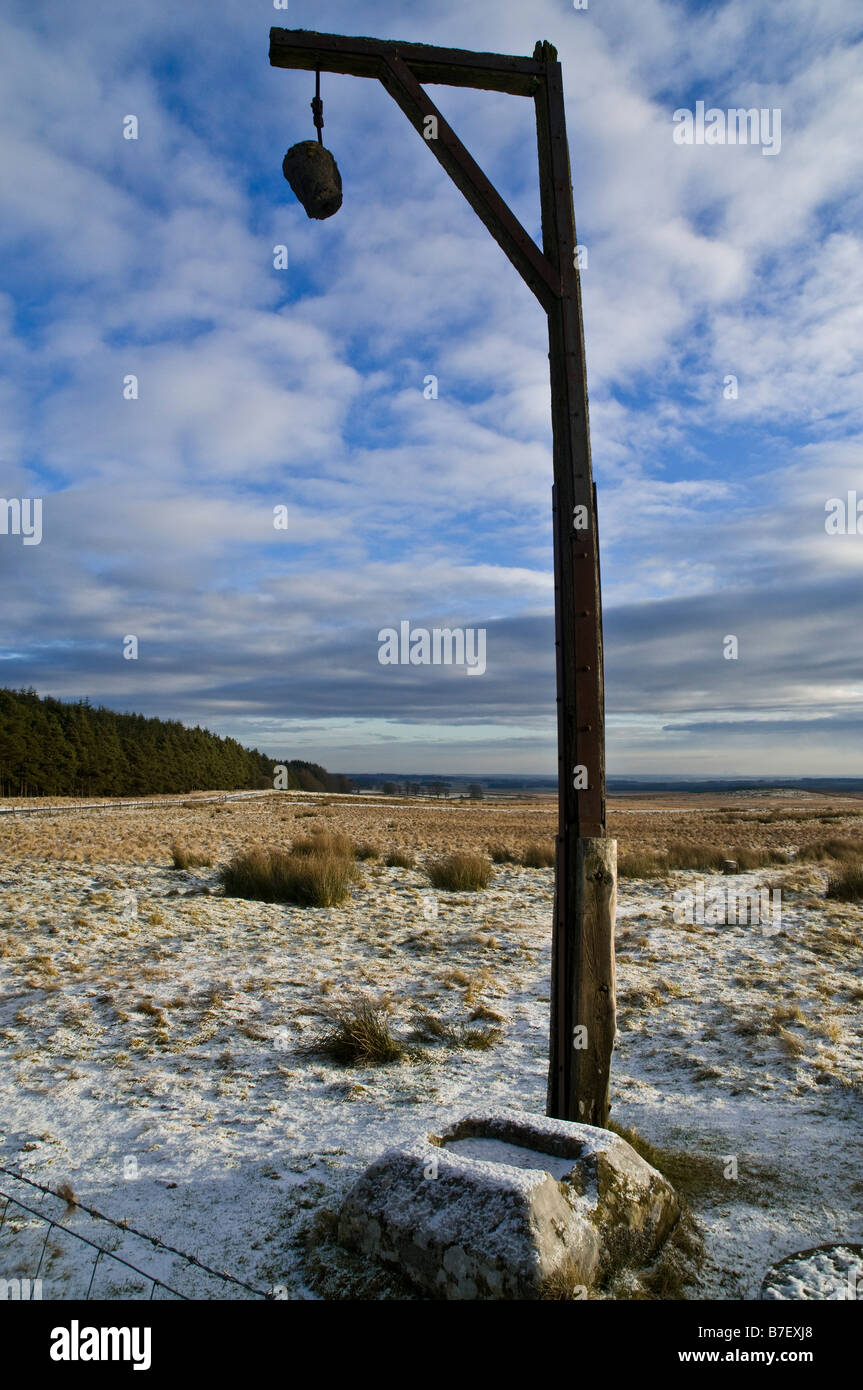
[1,0,862,775]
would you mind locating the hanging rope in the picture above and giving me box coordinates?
[311,69,324,144]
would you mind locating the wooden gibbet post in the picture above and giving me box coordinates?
[534,42,617,1125]
[269,29,617,1127]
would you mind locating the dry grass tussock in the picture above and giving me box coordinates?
[384,848,415,869]
[219,845,357,907]
[488,844,520,864]
[488,842,555,867]
[825,862,863,902]
[170,842,212,870]
[521,842,555,868]
[427,853,492,891]
[306,998,408,1065]
[291,830,355,859]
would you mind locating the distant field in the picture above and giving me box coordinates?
[2,785,863,866]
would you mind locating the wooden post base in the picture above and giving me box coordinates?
[548,837,617,1128]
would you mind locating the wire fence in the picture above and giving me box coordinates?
[0,1167,277,1301]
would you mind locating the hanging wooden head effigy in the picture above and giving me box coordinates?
[282,70,342,220]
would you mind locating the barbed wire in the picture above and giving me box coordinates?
[0,1189,187,1299]
[0,1166,276,1300]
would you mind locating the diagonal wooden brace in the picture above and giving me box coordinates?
[377,54,560,312]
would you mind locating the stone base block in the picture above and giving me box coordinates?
[338,1111,679,1299]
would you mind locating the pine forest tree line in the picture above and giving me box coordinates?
[0,688,353,799]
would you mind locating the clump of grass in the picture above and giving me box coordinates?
[469,1002,504,1023]
[825,862,863,901]
[385,849,415,869]
[802,837,863,863]
[732,846,790,870]
[539,1256,589,1300]
[522,842,555,869]
[354,842,380,861]
[292,830,355,859]
[777,1026,806,1058]
[170,842,212,870]
[54,1182,78,1214]
[769,1004,806,1028]
[663,840,727,871]
[427,853,492,892]
[410,1010,502,1051]
[310,998,408,1065]
[488,844,520,864]
[219,847,356,907]
[410,1010,451,1041]
[617,985,665,1013]
[618,848,668,879]
[638,1205,704,1300]
[136,998,167,1026]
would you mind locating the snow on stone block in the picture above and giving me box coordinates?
[337,1110,679,1299]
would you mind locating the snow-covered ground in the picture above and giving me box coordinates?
[0,853,860,1299]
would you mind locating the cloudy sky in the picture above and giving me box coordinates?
[1,0,862,775]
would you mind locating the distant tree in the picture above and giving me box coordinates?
[382,781,399,797]
[0,688,341,800]
[468,783,484,801]
[296,767,326,793]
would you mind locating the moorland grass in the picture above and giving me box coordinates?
[617,848,668,879]
[170,842,213,870]
[384,848,416,869]
[825,862,863,902]
[521,842,555,868]
[219,845,356,907]
[488,844,520,864]
[426,852,492,892]
[802,837,863,864]
[617,841,789,878]
[309,998,408,1065]
[353,842,381,861]
[291,830,355,859]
